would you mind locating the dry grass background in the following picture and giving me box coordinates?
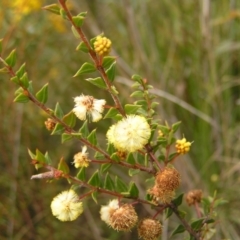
[0,0,240,239]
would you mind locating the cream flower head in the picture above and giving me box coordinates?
[73,94,106,122]
[73,146,90,168]
[107,115,151,152]
[100,199,119,224]
[51,190,83,221]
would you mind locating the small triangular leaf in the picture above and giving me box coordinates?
[42,4,60,15]
[172,224,185,236]
[5,49,16,67]
[88,170,100,187]
[74,62,96,77]
[79,121,89,137]
[102,56,116,69]
[54,102,64,119]
[51,123,65,135]
[76,41,89,53]
[85,77,107,89]
[104,107,118,119]
[115,176,128,192]
[36,83,48,104]
[128,182,139,198]
[172,193,184,207]
[128,169,140,177]
[62,111,76,128]
[76,167,86,181]
[61,133,73,143]
[87,129,97,146]
[104,173,115,191]
[100,163,112,174]
[14,93,29,103]
[124,104,142,114]
[106,62,116,82]
[57,157,69,174]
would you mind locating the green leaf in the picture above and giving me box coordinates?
[168,152,178,161]
[100,163,112,174]
[104,173,115,191]
[172,193,184,207]
[158,125,170,135]
[115,176,128,192]
[36,83,48,104]
[13,93,29,103]
[191,218,205,231]
[0,67,8,73]
[110,152,120,162]
[72,16,85,27]
[131,74,143,84]
[88,170,100,187]
[54,102,64,119]
[131,82,141,88]
[136,152,145,165]
[87,129,97,146]
[151,102,159,109]
[11,76,19,85]
[78,11,87,17]
[74,62,96,77]
[42,4,60,15]
[178,210,187,218]
[62,111,76,128]
[102,56,116,69]
[126,153,135,164]
[79,121,89,137]
[128,169,140,177]
[104,107,118,119]
[128,182,139,198]
[16,63,26,79]
[28,149,36,159]
[57,157,69,174]
[44,152,52,165]
[19,72,29,88]
[5,49,16,67]
[27,81,33,94]
[91,191,98,204]
[85,77,107,89]
[71,25,80,39]
[36,149,46,169]
[60,8,67,19]
[107,144,115,155]
[165,207,173,218]
[172,121,181,133]
[61,133,73,143]
[76,41,89,53]
[76,167,86,181]
[124,104,142,114]
[130,90,144,98]
[172,224,185,236]
[106,62,116,82]
[94,151,105,160]
[51,123,65,135]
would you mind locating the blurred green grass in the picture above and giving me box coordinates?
[1,0,240,239]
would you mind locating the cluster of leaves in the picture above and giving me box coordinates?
[0,1,226,239]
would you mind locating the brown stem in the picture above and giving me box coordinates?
[168,202,201,239]
[58,0,125,117]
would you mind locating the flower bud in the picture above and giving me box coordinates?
[44,118,56,131]
[94,36,112,56]
[155,167,180,191]
[138,218,162,240]
[185,189,203,206]
[109,204,138,232]
[175,138,192,154]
